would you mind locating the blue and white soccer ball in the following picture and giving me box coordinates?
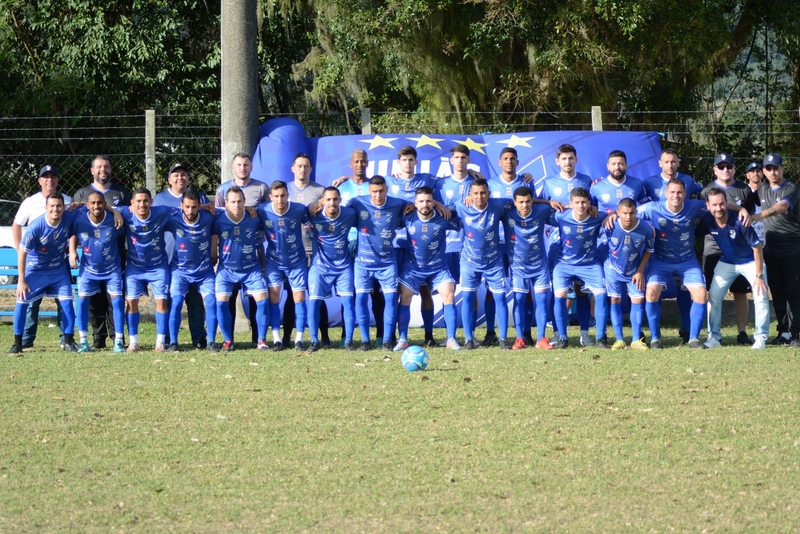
[401,345,429,372]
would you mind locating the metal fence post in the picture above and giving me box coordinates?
[145,110,156,194]
[361,107,372,134]
[591,106,603,131]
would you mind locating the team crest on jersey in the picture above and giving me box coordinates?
[465,216,473,225]
[421,224,428,233]
[658,217,667,228]
[129,224,136,232]
[408,225,416,235]
[297,194,304,202]
[80,232,89,242]
[94,229,101,239]
[221,231,229,239]
[602,194,611,203]
[729,229,736,239]
[234,226,240,235]
[278,218,285,226]
[554,187,563,197]
[655,188,662,197]
[624,235,631,245]
[610,236,619,246]
[329,224,335,233]
[392,185,400,194]
[577,226,583,234]
[315,224,323,232]
[508,219,516,228]
[404,181,412,190]
[446,190,454,199]
[176,229,184,237]
[564,226,571,235]
[360,210,368,220]
[141,225,148,231]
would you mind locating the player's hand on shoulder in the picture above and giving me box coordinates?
[332,176,349,187]
[603,213,617,229]
[433,201,451,220]
[66,202,82,211]
[521,173,533,183]
[588,205,599,217]
[112,210,124,229]
[467,169,485,180]
[549,200,565,212]
[245,206,258,219]
[403,204,416,215]
[737,209,751,226]
[201,202,216,214]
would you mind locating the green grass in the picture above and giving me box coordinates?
[2,320,800,531]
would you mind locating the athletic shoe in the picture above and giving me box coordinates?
[481,332,499,347]
[113,340,126,353]
[737,331,753,346]
[751,336,767,350]
[687,339,707,349]
[498,339,512,350]
[679,329,690,344]
[446,338,461,350]
[294,341,305,351]
[579,333,594,347]
[463,340,476,350]
[358,341,371,351]
[221,341,234,352]
[8,344,22,354]
[155,342,166,353]
[308,341,321,353]
[257,339,269,351]
[194,340,207,350]
[596,338,609,349]
[321,337,332,349]
[63,341,80,353]
[511,338,527,350]
[703,337,721,349]
[630,340,649,350]
[167,343,180,353]
[21,343,34,350]
[381,342,393,351]
[535,338,553,350]
[524,334,535,347]
[649,339,662,349]
[424,335,438,348]
[611,340,627,350]
[393,339,409,352]
[553,337,569,349]
[271,342,283,352]
[550,333,561,345]
[790,338,800,348]
[77,340,92,353]
[770,334,791,345]
[206,342,220,353]
[126,344,140,353]
[344,341,356,351]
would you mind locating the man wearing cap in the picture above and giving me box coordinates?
[11,165,73,348]
[699,153,755,345]
[745,161,765,243]
[72,155,131,349]
[153,163,212,349]
[751,154,800,346]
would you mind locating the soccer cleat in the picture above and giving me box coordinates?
[393,339,409,352]
[649,339,662,349]
[206,342,220,353]
[344,341,356,351]
[770,334,791,345]
[194,340,207,350]
[595,338,609,349]
[511,338,527,350]
[126,344,141,353]
[611,340,627,350]
[308,341,321,353]
[294,341,305,351]
[687,339,707,349]
[113,340,126,353]
[553,337,569,349]
[381,342,393,351]
[630,340,649,350]
[550,333,561,345]
[168,343,180,353]
[221,341,234,352]
[679,329,690,344]
[63,341,80,353]
[271,341,283,352]
[321,337,332,349]
[524,334,536,347]
[751,336,767,350]
[703,337,721,349]
[536,338,553,350]
[358,341,371,351]
[463,340,476,350]
[579,333,594,347]
[498,339,512,350]
[8,344,22,354]
[446,338,462,350]
[791,338,800,348]
[77,340,92,353]
[424,335,438,348]
[737,331,754,346]
[481,332,499,347]
[257,339,269,351]
[155,342,166,353]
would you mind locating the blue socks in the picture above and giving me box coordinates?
[308,300,321,342]
[443,303,457,340]
[462,291,477,341]
[383,293,398,343]
[645,301,661,340]
[397,304,411,340]
[493,291,508,340]
[255,299,269,341]
[13,303,29,336]
[421,308,434,335]
[593,294,608,342]
[169,295,184,344]
[217,300,232,343]
[513,292,528,340]
[203,294,217,343]
[356,293,371,343]
[295,300,307,339]
[690,301,706,340]
[554,296,569,340]
[155,311,168,337]
[77,297,90,333]
[630,301,644,341]
[534,292,548,340]
[127,311,140,337]
[610,301,625,340]
[341,295,355,343]
[484,293,496,334]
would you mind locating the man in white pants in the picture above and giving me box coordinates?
[698,188,770,349]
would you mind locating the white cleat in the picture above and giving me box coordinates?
[579,332,594,347]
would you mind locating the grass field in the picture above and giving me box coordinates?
[2,320,800,532]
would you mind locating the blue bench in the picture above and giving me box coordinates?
[0,248,79,317]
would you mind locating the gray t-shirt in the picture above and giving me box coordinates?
[287,181,326,207]
[758,180,800,256]
[73,182,131,208]
[214,178,270,208]
[700,180,750,257]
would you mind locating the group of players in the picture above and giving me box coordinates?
[9,142,796,354]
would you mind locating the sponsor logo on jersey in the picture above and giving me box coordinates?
[729,229,736,239]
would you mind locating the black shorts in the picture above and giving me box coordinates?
[703,253,751,293]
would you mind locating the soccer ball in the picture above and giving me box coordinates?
[401,345,429,372]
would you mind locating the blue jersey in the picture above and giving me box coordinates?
[548,210,606,266]
[118,206,176,270]
[403,210,460,272]
[153,189,209,264]
[310,206,357,272]
[539,173,593,204]
[212,211,262,272]
[638,199,707,263]
[696,211,760,265]
[503,205,552,276]
[70,211,124,277]
[21,210,81,272]
[258,202,310,268]
[590,176,648,214]
[603,220,655,277]
[455,198,511,270]
[642,173,702,201]
[387,174,437,203]
[347,196,408,269]
[338,180,371,242]
[166,210,215,277]
[489,175,528,200]
[435,175,473,253]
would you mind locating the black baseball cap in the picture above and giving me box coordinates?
[746,161,761,172]
[38,164,59,178]
[713,153,733,167]
[168,163,189,175]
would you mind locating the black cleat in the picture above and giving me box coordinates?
[308,341,321,353]
[678,329,690,344]
[650,339,662,349]
[791,338,800,348]
[596,337,609,349]
[737,331,753,345]
[294,341,305,351]
[206,342,220,353]
[524,334,536,347]
[8,344,22,354]
[687,339,707,349]
[344,341,356,351]
[271,341,284,352]
[463,340,477,350]
[553,337,569,349]
[63,341,80,353]
[481,332,499,347]
[168,343,180,353]
[498,338,512,350]
[424,336,438,348]
[770,334,790,345]
[194,340,207,350]
[358,341,372,351]
[381,342,393,351]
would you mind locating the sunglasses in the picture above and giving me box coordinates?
[716,164,733,171]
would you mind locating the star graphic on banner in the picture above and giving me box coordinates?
[455,137,489,155]
[407,134,445,149]
[359,135,398,150]
[496,134,535,148]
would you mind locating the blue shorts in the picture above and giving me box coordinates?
[78,270,123,298]
[171,269,216,298]
[216,267,268,298]
[126,263,169,300]
[355,262,397,294]
[17,268,73,304]
[647,257,705,289]
[446,252,461,284]
[309,265,354,300]
[604,264,644,299]
[460,260,508,293]
[553,263,606,295]
[398,267,454,295]
[511,268,551,293]
[265,259,308,292]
